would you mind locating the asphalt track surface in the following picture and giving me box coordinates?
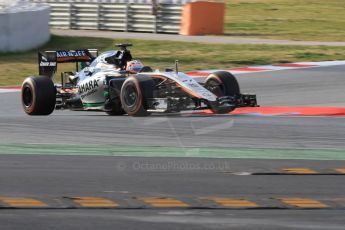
[53,29,345,46]
[1,65,345,229]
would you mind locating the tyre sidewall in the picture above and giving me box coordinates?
[21,76,56,115]
[21,78,37,114]
[120,77,144,116]
[205,71,240,114]
[205,71,240,97]
[120,75,155,116]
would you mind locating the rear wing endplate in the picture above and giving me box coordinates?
[38,49,98,78]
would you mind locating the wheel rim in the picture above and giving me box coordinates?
[206,79,224,96]
[22,85,33,108]
[123,84,138,107]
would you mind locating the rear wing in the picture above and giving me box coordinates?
[38,49,98,78]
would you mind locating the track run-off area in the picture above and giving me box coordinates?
[1,63,345,230]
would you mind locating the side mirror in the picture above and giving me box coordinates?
[83,67,92,76]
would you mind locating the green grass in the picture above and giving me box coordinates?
[1,35,345,86]
[2,143,345,160]
[1,1,345,85]
[225,0,345,41]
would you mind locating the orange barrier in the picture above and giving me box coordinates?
[180,1,225,36]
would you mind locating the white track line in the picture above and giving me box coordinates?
[0,88,21,93]
[187,60,345,76]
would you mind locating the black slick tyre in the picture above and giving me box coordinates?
[120,75,155,116]
[204,71,240,114]
[105,99,125,116]
[21,76,56,115]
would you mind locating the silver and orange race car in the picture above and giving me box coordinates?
[21,44,258,116]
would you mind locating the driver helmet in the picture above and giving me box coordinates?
[126,60,144,73]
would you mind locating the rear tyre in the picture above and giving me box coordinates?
[204,71,240,114]
[21,76,56,115]
[120,75,155,116]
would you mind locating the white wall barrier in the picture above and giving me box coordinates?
[0,1,50,52]
[30,0,192,34]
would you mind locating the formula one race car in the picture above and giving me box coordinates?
[21,44,258,116]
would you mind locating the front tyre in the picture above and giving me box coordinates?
[204,71,240,114]
[105,99,125,116]
[120,75,155,116]
[21,76,56,115]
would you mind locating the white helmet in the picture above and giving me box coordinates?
[126,60,144,73]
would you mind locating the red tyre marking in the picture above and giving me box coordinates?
[123,77,143,115]
[21,79,37,114]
